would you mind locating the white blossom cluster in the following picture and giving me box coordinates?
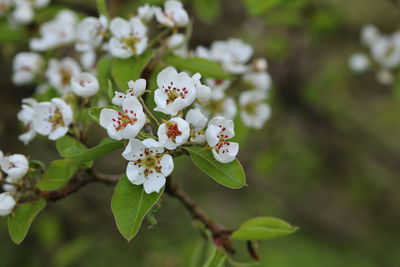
[349,24,400,85]
[9,0,273,195]
[0,0,51,25]
[194,40,272,129]
[100,66,240,193]
[0,151,29,216]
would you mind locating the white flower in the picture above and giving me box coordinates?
[157,117,190,150]
[3,177,17,194]
[220,98,237,119]
[14,0,50,10]
[138,4,154,22]
[12,2,33,24]
[154,67,197,116]
[100,96,146,140]
[0,153,29,182]
[185,108,207,143]
[349,53,370,72]
[371,34,400,69]
[30,10,77,51]
[0,193,16,216]
[75,15,107,52]
[192,73,212,104]
[35,84,49,94]
[109,17,148,58]
[17,98,37,145]
[205,116,239,163]
[122,138,173,194]
[12,52,43,85]
[205,78,232,99]
[12,0,50,24]
[154,0,189,28]
[252,58,268,72]
[200,96,237,120]
[361,24,380,47]
[243,71,272,91]
[112,79,146,106]
[166,33,185,48]
[33,98,73,140]
[195,45,210,59]
[199,39,253,74]
[12,0,51,24]
[376,69,394,85]
[166,33,187,56]
[80,50,96,71]
[239,90,271,129]
[45,57,81,94]
[71,72,99,97]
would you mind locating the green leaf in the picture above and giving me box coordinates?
[29,160,46,170]
[0,23,27,43]
[164,54,231,80]
[107,79,114,101]
[34,87,60,102]
[97,56,113,95]
[194,0,221,23]
[244,0,281,15]
[231,216,298,241]
[111,176,163,241]
[37,160,79,191]
[232,115,250,144]
[55,136,93,168]
[66,139,124,163]
[56,136,87,158]
[96,0,109,18]
[88,107,102,123]
[35,5,68,24]
[202,245,227,267]
[8,199,47,244]
[185,146,246,189]
[89,106,120,123]
[111,50,155,89]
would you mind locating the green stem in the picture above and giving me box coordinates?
[149,28,171,48]
[96,0,110,19]
[139,97,161,126]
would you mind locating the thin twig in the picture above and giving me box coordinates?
[246,241,260,261]
[19,171,236,254]
[139,97,161,126]
[165,176,235,254]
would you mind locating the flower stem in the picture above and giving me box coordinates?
[139,97,161,126]
[149,28,171,48]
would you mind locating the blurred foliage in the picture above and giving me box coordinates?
[1,0,400,266]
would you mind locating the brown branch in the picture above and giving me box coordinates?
[165,176,235,254]
[20,171,236,253]
[19,171,120,204]
[246,241,260,261]
[93,172,121,184]
[35,170,95,202]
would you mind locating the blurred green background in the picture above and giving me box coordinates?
[1,0,400,266]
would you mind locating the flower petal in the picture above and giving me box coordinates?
[49,126,68,140]
[143,172,166,194]
[110,17,131,38]
[157,66,178,89]
[99,108,119,128]
[160,154,174,177]
[126,163,145,185]
[122,138,146,161]
[112,92,126,106]
[212,141,239,163]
